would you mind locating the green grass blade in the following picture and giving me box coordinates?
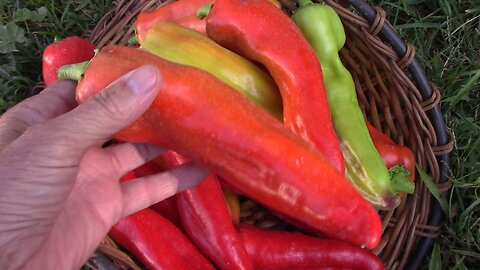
[416,164,449,214]
[451,249,480,260]
[443,69,480,107]
[429,242,442,270]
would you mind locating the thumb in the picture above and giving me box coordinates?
[53,64,162,150]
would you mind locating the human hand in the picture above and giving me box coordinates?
[0,65,209,269]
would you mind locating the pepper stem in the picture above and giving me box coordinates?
[128,35,139,46]
[389,165,415,194]
[57,60,91,82]
[197,3,213,19]
[298,0,314,8]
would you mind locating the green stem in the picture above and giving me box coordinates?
[298,0,314,8]
[197,3,213,19]
[128,35,139,46]
[57,60,91,82]
[389,165,415,194]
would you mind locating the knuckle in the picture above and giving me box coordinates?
[109,150,126,174]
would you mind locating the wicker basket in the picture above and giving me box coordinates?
[82,0,453,269]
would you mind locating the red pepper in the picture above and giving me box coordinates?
[136,0,283,38]
[149,195,182,228]
[161,150,254,270]
[109,208,215,270]
[75,45,381,249]
[42,36,95,86]
[109,171,215,270]
[237,223,385,270]
[204,0,345,173]
[367,123,416,182]
[136,0,213,43]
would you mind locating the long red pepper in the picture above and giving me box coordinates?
[109,171,215,270]
[109,209,215,270]
[237,223,385,270]
[136,0,213,42]
[75,45,381,249]
[136,0,283,38]
[161,150,254,270]
[149,195,182,228]
[204,0,345,173]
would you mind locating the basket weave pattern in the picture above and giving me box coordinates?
[84,0,454,269]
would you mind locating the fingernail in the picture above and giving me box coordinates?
[127,65,159,94]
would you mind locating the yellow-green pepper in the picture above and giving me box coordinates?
[140,22,282,119]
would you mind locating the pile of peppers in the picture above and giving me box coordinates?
[56,0,419,269]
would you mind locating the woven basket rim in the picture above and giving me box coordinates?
[343,0,451,267]
[81,0,454,269]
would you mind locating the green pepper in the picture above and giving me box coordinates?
[140,22,282,119]
[292,0,414,210]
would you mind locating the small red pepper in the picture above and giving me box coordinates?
[42,36,95,86]
[109,171,215,270]
[204,0,345,173]
[136,0,213,43]
[74,45,382,249]
[161,150,254,270]
[367,123,416,195]
[367,123,416,182]
[237,223,385,270]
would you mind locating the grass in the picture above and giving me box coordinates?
[1,0,479,269]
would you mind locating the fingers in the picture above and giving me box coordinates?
[0,80,77,149]
[120,162,210,218]
[103,142,165,177]
[49,65,162,156]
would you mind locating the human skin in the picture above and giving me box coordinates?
[0,65,209,269]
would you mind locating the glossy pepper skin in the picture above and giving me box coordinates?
[205,0,345,173]
[174,14,207,34]
[109,172,215,270]
[136,0,281,38]
[161,151,254,270]
[149,195,182,228]
[141,22,282,119]
[76,45,381,249]
[135,0,213,43]
[291,1,411,209]
[110,209,215,270]
[237,223,385,270]
[367,122,416,183]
